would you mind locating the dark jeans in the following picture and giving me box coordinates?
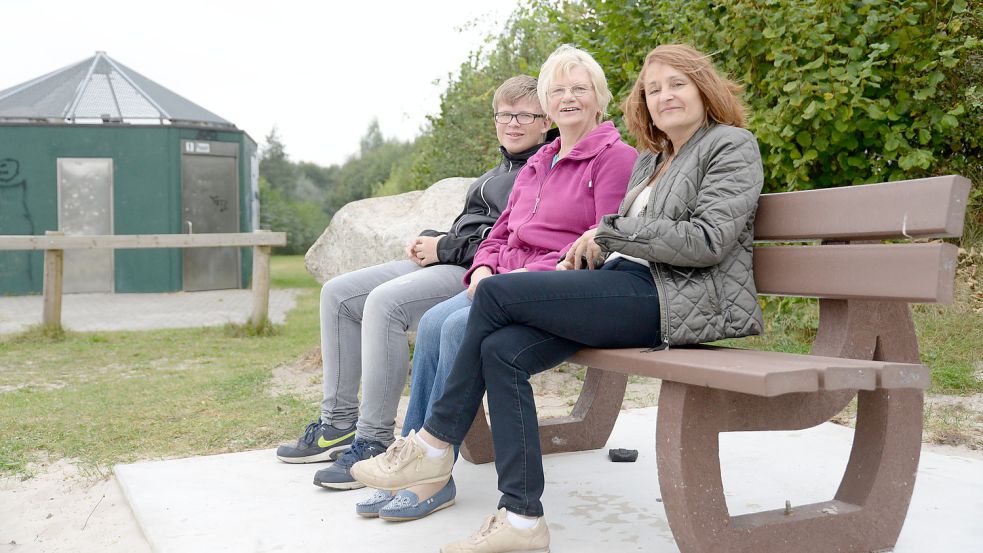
[422,258,662,516]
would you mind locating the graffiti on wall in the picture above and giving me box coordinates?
[209,194,229,212]
[0,158,37,286]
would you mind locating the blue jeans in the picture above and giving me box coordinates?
[402,290,471,439]
[422,259,662,516]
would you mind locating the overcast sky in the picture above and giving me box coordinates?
[1,0,520,167]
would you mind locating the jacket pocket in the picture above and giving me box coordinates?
[702,269,721,314]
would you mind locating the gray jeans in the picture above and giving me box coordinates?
[319,259,466,445]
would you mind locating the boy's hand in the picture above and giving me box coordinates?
[407,236,440,266]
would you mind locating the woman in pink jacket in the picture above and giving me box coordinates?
[354,44,637,522]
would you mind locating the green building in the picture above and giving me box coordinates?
[0,52,258,295]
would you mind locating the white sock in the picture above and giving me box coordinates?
[506,510,539,529]
[413,434,446,458]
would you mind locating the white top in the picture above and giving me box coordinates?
[606,186,652,268]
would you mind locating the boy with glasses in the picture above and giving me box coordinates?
[276,75,554,491]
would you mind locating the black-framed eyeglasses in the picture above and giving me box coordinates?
[494,112,546,125]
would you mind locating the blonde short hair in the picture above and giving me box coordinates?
[492,75,541,112]
[537,45,611,123]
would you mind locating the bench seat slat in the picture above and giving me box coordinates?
[693,348,876,391]
[570,347,819,397]
[753,243,957,303]
[568,346,928,397]
[706,348,931,390]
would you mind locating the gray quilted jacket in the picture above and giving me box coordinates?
[594,124,764,346]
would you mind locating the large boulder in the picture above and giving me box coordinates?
[305,177,473,284]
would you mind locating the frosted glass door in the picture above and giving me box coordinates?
[58,158,113,293]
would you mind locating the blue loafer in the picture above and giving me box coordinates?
[378,477,456,522]
[355,489,395,518]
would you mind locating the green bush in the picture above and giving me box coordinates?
[541,0,981,194]
[383,0,981,235]
[387,7,565,193]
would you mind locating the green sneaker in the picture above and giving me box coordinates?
[275,420,355,464]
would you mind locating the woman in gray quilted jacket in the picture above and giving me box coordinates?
[351,44,765,553]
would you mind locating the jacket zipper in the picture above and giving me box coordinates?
[640,165,670,349]
[454,172,497,236]
[515,138,610,243]
[639,127,714,350]
[514,165,550,242]
[652,262,671,349]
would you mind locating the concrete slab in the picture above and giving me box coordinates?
[116,407,983,553]
[0,289,302,334]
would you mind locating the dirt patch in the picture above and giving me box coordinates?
[530,363,662,418]
[149,359,204,372]
[923,393,983,450]
[267,352,664,419]
[0,457,150,552]
[831,392,983,452]
[0,381,66,394]
[270,347,323,400]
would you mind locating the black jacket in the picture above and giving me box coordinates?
[419,133,556,267]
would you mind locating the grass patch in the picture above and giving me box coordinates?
[0,255,321,477]
[913,304,983,394]
[270,255,320,289]
[223,318,278,338]
[714,296,818,355]
[5,324,68,344]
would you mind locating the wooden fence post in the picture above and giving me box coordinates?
[251,230,272,327]
[42,230,64,330]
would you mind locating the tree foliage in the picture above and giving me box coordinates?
[542,0,981,194]
[382,8,566,193]
[258,122,416,253]
[257,178,329,254]
[387,0,980,221]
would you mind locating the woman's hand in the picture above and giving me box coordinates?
[561,228,603,270]
[467,266,494,299]
[406,236,440,266]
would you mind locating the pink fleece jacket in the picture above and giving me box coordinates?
[464,121,637,284]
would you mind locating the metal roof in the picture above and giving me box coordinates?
[0,51,235,128]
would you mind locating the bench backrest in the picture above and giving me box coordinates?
[751,176,970,303]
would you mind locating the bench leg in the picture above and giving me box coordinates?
[460,367,628,464]
[656,381,923,553]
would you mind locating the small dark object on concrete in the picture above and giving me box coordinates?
[609,448,638,462]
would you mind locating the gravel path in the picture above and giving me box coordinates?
[0,289,302,335]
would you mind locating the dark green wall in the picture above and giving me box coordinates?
[0,124,255,295]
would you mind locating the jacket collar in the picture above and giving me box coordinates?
[538,121,623,162]
[500,127,560,164]
[655,123,715,166]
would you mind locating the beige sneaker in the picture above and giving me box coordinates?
[349,430,454,491]
[440,508,550,553]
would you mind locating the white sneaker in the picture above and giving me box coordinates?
[349,430,454,491]
[440,508,550,553]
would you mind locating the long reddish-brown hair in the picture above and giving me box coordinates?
[623,44,747,154]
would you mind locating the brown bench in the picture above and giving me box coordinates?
[459,175,972,553]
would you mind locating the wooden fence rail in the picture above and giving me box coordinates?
[0,230,287,329]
